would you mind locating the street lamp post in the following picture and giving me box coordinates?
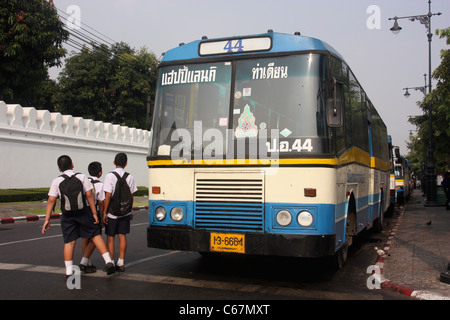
[389,0,442,206]
[403,73,427,98]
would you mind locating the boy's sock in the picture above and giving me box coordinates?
[64,260,73,276]
[117,258,124,266]
[102,252,114,265]
[80,257,89,266]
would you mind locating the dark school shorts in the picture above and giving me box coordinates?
[90,211,102,235]
[60,208,102,243]
[105,215,131,236]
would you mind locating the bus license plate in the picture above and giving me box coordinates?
[210,233,245,254]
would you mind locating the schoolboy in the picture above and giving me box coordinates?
[103,153,137,272]
[42,155,115,277]
[79,161,106,273]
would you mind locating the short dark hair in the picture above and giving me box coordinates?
[114,153,127,167]
[57,155,72,171]
[88,161,102,177]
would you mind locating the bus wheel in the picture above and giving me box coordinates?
[333,243,348,269]
[332,228,349,270]
[333,205,355,269]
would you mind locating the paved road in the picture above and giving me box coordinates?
[0,209,410,305]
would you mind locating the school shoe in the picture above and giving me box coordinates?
[104,262,116,275]
[115,264,125,272]
[79,264,97,273]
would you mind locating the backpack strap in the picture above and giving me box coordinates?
[111,171,120,180]
[89,177,101,184]
[111,171,129,181]
[60,173,80,179]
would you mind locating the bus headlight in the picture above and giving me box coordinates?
[170,207,183,222]
[276,210,292,226]
[297,210,313,227]
[155,206,167,221]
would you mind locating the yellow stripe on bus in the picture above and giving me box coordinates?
[147,147,390,171]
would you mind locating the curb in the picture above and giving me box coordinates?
[376,209,450,300]
[0,206,148,224]
[0,213,61,224]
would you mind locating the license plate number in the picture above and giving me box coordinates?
[210,233,245,254]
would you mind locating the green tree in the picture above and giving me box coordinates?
[55,42,158,129]
[408,27,450,175]
[109,43,158,128]
[54,44,112,121]
[0,0,68,104]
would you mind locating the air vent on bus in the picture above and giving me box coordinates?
[194,173,264,232]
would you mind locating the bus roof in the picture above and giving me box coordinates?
[161,31,345,63]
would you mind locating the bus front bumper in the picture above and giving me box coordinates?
[147,226,335,258]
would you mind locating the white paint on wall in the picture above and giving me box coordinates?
[0,101,151,189]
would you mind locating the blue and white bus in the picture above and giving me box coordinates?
[393,146,411,204]
[147,31,390,268]
[388,136,396,207]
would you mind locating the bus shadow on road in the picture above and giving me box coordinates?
[195,252,339,285]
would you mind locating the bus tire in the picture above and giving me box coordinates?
[333,243,348,269]
[333,198,356,269]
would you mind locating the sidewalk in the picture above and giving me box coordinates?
[380,189,450,300]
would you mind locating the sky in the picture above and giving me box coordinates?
[48,0,449,155]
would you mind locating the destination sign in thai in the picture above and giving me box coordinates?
[199,37,272,56]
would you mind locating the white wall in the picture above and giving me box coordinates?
[0,101,151,189]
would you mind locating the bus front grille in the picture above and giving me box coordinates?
[194,173,264,232]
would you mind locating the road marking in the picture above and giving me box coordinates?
[131,222,148,227]
[0,234,62,247]
[0,260,380,300]
[124,251,180,268]
[0,221,147,247]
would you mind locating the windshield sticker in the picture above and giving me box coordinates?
[235,105,258,138]
[280,128,292,137]
[243,88,252,96]
[233,108,241,115]
[161,66,217,86]
[234,91,242,99]
[252,62,288,80]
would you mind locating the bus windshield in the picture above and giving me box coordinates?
[150,53,332,159]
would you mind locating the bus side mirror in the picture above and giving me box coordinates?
[326,98,343,127]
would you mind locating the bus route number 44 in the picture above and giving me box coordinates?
[224,40,244,53]
[266,138,314,153]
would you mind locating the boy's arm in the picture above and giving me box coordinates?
[85,189,99,224]
[98,200,105,220]
[42,196,57,234]
[103,192,112,224]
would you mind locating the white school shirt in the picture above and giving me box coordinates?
[88,176,105,203]
[48,170,93,198]
[103,168,137,219]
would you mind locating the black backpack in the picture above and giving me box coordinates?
[59,173,86,215]
[108,172,133,217]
